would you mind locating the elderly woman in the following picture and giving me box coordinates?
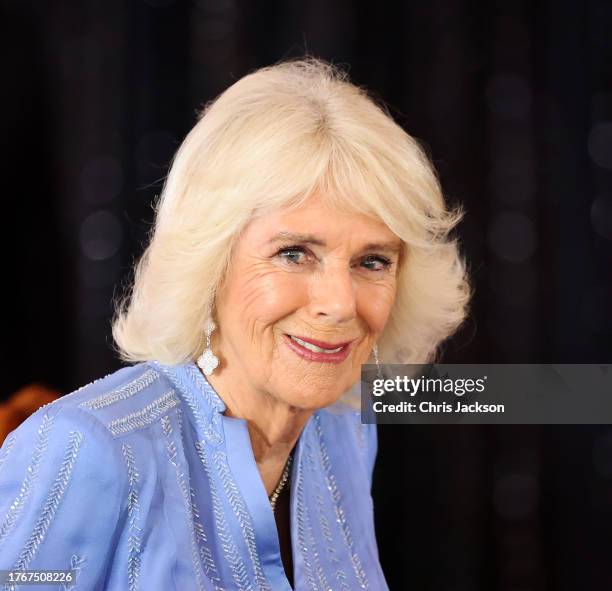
[0,58,470,590]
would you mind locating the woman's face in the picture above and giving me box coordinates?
[213,193,402,410]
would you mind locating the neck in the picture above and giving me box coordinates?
[205,369,312,495]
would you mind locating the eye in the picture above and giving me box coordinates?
[361,255,393,272]
[275,244,393,272]
[276,245,310,265]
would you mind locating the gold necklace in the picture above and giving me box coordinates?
[269,452,294,513]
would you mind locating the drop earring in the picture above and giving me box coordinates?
[196,318,219,376]
[373,343,383,379]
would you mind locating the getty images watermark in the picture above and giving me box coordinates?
[360,364,612,424]
[371,373,499,414]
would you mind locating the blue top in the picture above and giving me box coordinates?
[0,360,388,590]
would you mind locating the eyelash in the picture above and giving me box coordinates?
[275,244,393,272]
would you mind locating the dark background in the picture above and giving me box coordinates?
[2,0,612,589]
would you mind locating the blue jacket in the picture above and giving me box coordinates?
[0,360,389,590]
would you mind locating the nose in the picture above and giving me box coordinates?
[308,263,357,324]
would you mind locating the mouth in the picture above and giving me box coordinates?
[283,333,354,363]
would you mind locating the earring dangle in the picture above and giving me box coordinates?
[196,318,219,376]
[373,344,383,379]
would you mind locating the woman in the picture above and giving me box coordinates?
[0,58,470,590]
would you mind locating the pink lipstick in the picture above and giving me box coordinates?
[283,333,354,363]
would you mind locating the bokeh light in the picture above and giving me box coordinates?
[79,210,123,261]
[587,122,612,171]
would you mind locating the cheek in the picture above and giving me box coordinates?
[359,283,397,333]
[229,267,307,326]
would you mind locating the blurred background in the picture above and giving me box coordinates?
[1,0,611,589]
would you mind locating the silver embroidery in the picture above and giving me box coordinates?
[50,371,119,408]
[305,441,348,591]
[6,430,83,590]
[213,451,271,591]
[61,554,87,590]
[108,390,179,437]
[0,433,17,475]
[36,365,151,414]
[295,446,324,591]
[315,414,370,589]
[151,363,224,445]
[0,413,54,546]
[172,407,224,591]
[121,443,142,591]
[194,442,253,591]
[79,369,160,410]
[33,369,142,416]
[71,372,118,395]
[185,364,225,412]
[161,412,220,591]
[190,485,224,591]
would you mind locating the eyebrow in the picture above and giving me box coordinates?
[268,231,403,255]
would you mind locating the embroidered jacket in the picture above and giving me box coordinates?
[0,360,389,590]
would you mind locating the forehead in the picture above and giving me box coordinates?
[246,193,400,245]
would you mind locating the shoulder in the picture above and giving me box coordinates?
[0,369,168,572]
[0,362,189,568]
[0,364,165,494]
[0,361,181,497]
[22,361,180,440]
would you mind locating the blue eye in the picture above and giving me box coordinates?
[277,246,308,264]
[275,245,393,272]
[362,255,393,271]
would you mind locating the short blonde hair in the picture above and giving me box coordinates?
[112,57,472,368]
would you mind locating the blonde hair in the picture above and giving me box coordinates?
[112,57,472,369]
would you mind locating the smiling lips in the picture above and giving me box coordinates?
[284,333,355,363]
[289,334,353,351]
